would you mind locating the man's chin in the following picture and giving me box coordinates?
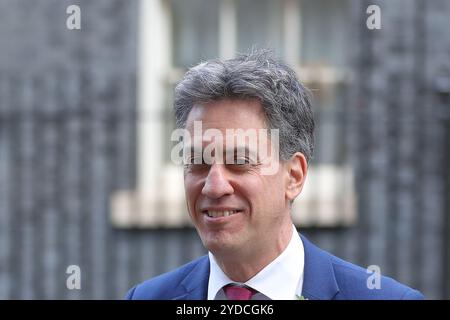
[202,237,239,255]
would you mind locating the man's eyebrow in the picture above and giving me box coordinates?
[225,146,259,161]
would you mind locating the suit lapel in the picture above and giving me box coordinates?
[300,234,340,300]
[171,235,340,300]
[172,256,210,300]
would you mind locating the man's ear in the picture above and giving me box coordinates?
[285,152,308,202]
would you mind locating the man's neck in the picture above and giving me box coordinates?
[213,223,294,282]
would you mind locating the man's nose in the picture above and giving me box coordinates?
[201,164,234,199]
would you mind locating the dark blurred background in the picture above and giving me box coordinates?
[0,0,449,299]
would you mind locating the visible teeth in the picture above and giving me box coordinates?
[206,210,238,218]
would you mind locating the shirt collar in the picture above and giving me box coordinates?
[207,224,304,300]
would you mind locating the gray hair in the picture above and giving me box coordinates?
[173,49,315,162]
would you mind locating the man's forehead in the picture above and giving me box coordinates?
[185,144,257,154]
[185,99,268,128]
[184,124,270,144]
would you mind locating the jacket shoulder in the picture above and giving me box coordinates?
[125,256,208,300]
[329,255,424,300]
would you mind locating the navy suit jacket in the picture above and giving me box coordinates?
[125,235,424,300]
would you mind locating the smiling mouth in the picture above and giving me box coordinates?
[203,210,242,218]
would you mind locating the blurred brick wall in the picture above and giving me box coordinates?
[0,0,448,299]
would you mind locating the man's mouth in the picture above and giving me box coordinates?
[202,210,242,218]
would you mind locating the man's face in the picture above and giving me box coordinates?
[183,99,292,257]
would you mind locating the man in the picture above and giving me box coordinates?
[126,50,424,300]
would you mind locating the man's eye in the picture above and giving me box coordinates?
[184,158,213,172]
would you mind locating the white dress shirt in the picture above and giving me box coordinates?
[207,224,304,300]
